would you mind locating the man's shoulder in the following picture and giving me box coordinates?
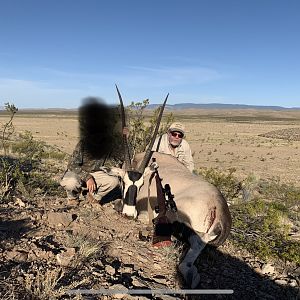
[180,138,191,149]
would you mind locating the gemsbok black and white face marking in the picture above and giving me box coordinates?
[115,84,168,218]
[114,85,232,288]
[122,171,144,218]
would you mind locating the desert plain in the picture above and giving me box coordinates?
[5,108,300,186]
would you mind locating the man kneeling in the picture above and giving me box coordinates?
[60,98,125,206]
[60,139,121,206]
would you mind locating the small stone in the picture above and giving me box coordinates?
[294,267,300,276]
[109,284,127,299]
[131,276,146,288]
[261,264,275,275]
[153,263,161,270]
[6,249,28,261]
[275,279,288,285]
[47,212,73,227]
[153,275,168,285]
[137,255,148,263]
[39,249,54,260]
[56,247,76,266]
[105,265,115,275]
[254,267,261,274]
[289,279,298,287]
[15,197,26,207]
[120,266,134,273]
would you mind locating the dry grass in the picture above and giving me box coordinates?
[65,233,105,267]
[24,267,88,299]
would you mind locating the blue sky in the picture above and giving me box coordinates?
[0,0,299,108]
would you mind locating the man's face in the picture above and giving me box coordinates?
[168,130,183,147]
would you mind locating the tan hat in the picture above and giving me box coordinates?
[168,122,185,136]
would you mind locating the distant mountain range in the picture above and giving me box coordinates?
[1,103,299,111]
[146,103,300,110]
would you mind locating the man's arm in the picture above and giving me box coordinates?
[182,140,195,173]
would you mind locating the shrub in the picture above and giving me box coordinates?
[197,167,242,202]
[127,99,174,155]
[0,102,18,155]
[198,166,300,264]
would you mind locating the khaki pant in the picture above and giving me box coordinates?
[60,170,120,201]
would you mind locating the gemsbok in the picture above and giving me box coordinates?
[109,86,232,288]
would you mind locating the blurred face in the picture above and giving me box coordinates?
[168,131,183,147]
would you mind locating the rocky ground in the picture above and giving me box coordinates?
[259,127,300,141]
[0,191,299,300]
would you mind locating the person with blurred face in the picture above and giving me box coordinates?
[152,122,194,172]
[60,98,126,206]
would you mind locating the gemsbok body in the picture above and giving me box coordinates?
[112,86,232,288]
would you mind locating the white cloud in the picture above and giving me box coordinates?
[0,65,225,107]
[122,66,223,87]
[0,78,86,108]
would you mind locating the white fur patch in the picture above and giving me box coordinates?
[122,204,137,218]
[123,172,145,196]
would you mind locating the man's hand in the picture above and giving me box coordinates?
[86,177,97,193]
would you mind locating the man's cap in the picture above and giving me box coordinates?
[168,122,185,136]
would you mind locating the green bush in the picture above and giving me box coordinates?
[11,130,67,162]
[198,166,300,264]
[11,130,46,163]
[231,198,299,264]
[197,167,242,202]
[0,156,24,200]
[0,102,18,155]
[127,99,174,155]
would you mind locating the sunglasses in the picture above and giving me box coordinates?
[170,131,183,138]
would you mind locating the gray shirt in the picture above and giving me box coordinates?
[152,133,194,172]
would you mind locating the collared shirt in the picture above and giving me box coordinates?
[152,133,194,172]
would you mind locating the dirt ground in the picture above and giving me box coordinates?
[4,108,300,186]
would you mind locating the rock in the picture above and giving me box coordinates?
[56,247,76,266]
[289,279,298,287]
[153,275,168,285]
[136,255,148,264]
[105,265,116,276]
[254,267,261,274]
[261,264,275,275]
[6,249,28,261]
[275,279,288,285]
[131,276,147,287]
[47,212,73,227]
[120,266,134,273]
[14,197,26,207]
[29,248,54,261]
[109,284,127,299]
[294,267,300,277]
